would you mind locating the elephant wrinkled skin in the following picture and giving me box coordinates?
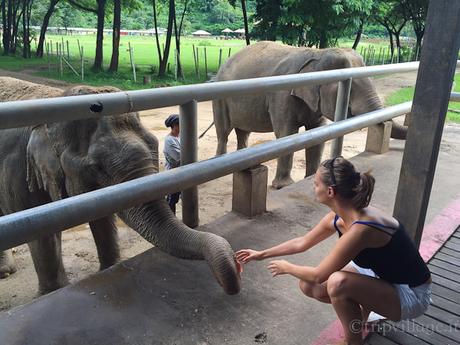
[0,77,240,295]
[213,41,407,189]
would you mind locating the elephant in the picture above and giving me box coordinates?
[0,77,240,295]
[212,41,407,189]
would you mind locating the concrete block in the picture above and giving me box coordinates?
[365,121,392,154]
[232,164,268,217]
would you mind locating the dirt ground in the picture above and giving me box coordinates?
[0,68,418,311]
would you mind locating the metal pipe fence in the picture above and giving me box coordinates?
[0,62,425,130]
[0,101,413,250]
[1,61,459,249]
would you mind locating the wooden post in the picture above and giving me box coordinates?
[77,39,81,56]
[50,40,53,55]
[59,43,63,78]
[46,42,50,73]
[393,0,460,247]
[192,44,198,78]
[174,48,178,80]
[128,42,137,83]
[196,46,200,79]
[66,40,70,60]
[204,47,208,78]
[228,47,231,58]
[218,48,222,69]
[80,46,84,81]
[362,48,367,64]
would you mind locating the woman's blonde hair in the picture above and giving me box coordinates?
[320,157,375,210]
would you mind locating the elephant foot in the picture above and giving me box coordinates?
[0,250,17,279]
[38,278,69,295]
[272,176,294,189]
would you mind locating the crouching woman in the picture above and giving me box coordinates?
[236,157,431,345]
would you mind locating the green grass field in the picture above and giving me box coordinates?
[0,34,247,89]
[385,73,460,123]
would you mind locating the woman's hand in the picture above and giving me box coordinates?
[267,260,292,277]
[235,249,264,264]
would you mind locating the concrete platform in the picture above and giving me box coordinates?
[1,124,459,345]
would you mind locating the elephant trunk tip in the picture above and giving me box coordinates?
[204,235,242,295]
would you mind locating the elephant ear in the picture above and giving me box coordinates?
[291,50,353,120]
[290,57,321,113]
[26,126,67,200]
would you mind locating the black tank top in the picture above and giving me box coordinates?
[334,215,431,287]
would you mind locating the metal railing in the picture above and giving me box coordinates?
[0,62,459,251]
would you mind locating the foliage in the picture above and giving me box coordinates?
[252,0,374,48]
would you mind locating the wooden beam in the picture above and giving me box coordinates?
[393,0,460,247]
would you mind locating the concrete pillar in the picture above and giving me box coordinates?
[365,121,392,154]
[232,165,268,217]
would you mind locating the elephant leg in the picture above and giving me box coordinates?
[89,216,120,270]
[272,125,298,189]
[28,232,68,295]
[305,142,325,177]
[0,250,16,279]
[0,208,17,278]
[213,99,232,155]
[235,128,250,150]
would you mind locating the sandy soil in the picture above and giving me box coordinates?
[0,69,418,311]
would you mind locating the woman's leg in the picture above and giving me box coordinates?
[298,265,359,304]
[327,271,401,345]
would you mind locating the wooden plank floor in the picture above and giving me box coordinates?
[365,226,460,345]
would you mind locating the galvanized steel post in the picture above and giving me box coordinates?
[180,100,199,228]
[331,79,352,157]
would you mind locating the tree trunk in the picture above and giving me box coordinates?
[92,0,106,72]
[36,0,59,58]
[11,2,22,54]
[1,0,10,55]
[152,0,163,69]
[158,0,174,77]
[108,0,121,72]
[21,0,28,58]
[352,19,364,50]
[3,0,13,55]
[241,0,250,45]
[173,11,182,78]
[318,30,328,48]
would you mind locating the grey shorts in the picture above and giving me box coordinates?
[349,261,432,320]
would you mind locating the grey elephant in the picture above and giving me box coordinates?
[213,41,407,189]
[0,77,240,295]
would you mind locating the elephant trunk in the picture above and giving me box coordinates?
[364,94,408,140]
[118,200,241,295]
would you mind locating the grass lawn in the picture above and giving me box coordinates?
[385,73,460,123]
[0,34,247,89]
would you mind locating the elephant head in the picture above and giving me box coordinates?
[291,49,407,139]
[25,85,241,295]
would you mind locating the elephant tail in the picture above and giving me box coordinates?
[199,121,215,139]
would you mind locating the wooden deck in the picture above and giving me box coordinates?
[366,226,460,345]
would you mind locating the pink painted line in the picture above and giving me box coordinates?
[310,196,460,345]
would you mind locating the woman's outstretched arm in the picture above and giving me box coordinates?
[236,212,337,264]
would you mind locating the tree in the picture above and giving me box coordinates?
[108,0,121,72]
[252,0,372,48]
[374,0,407,60]
[229,0,250,45]
[68,0,106,72]
[158,0,174,77]
[21,0,33,58]
[401,0,428,59]
[35,0,60,57]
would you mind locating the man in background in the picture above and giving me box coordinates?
[163,114,181,214]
